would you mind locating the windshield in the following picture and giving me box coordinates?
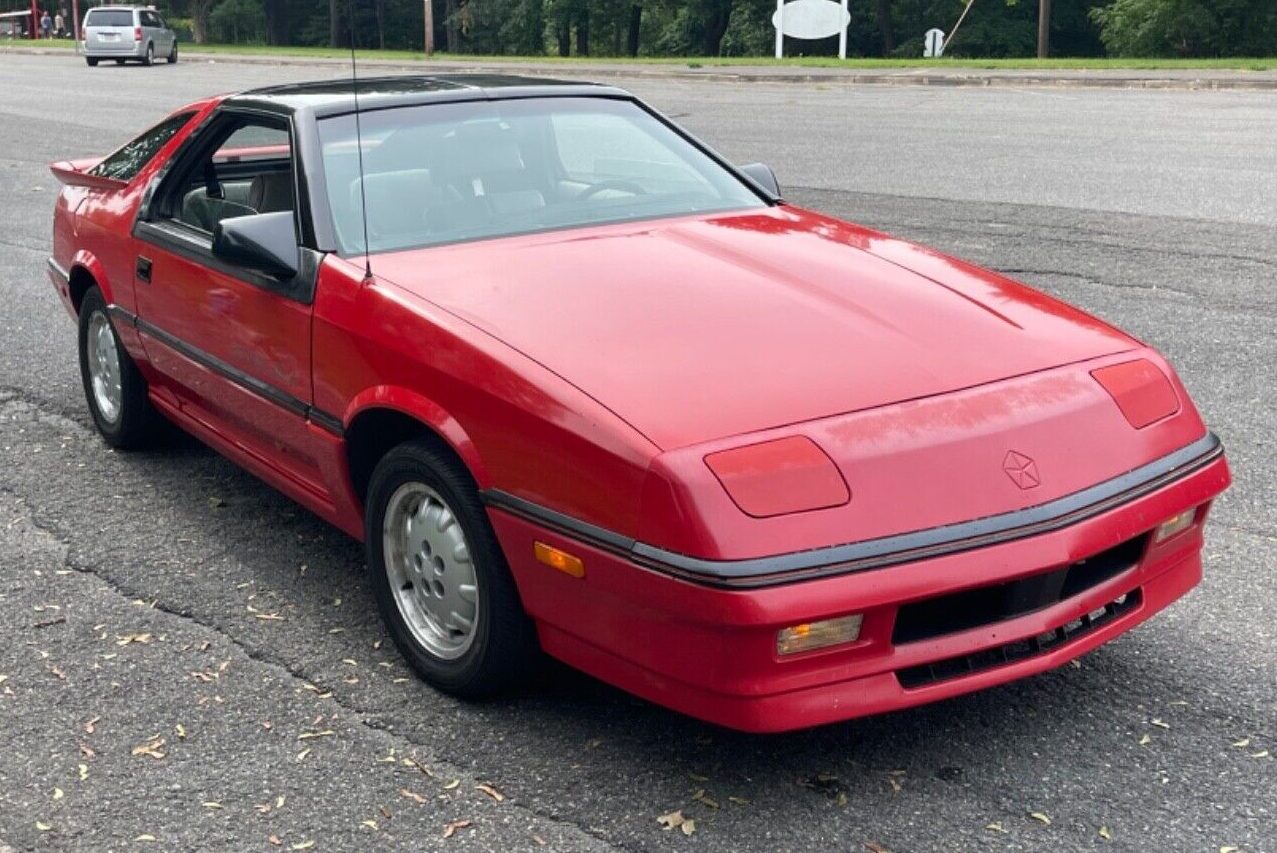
[316,97,766,255]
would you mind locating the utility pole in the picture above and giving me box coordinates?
[1037,0,1050,58]
[423,0,433,56]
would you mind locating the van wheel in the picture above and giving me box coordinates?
[167,42,177,63]
[85,56,98,66]
[141,43,153,65]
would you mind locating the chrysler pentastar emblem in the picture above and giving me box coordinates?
[1002,450,1041,490]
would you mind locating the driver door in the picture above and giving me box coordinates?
[132,110,325,495]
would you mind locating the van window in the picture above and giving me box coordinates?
[85,9,133,26]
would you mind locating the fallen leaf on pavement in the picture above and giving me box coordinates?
[78,763,88,781]
[1139,734,1152,746]
[1100,825,1112,840]
[1231,738,1250,748]
[400,788,428,805]
[1030,812,1051,825]
[443,819,473,839]
[361,819,378,830]
[658,810,692,832]
[36,821,52,831]
[986,822,1008,834]
[691,788,719,809]
[443,779,460,790]
[115,633,152,646]
[298,730,335,740]
[475,783,505,802]
[865,843,890,853]
[1151,719,1170,729]
[1252,750,1271,759]
[291,842,315,850]
[53,787,64,800]
[132,737,166,760]
[135,834,157,842]
[84,716,100,734]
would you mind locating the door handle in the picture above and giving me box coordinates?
[136,256,152,283]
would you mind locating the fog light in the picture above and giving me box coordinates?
[777,614,863,656]
[1153,508,1196,543]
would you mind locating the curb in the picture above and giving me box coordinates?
[6,45,1277,90]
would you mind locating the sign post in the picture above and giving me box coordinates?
[772,0,852,60]
[924,27,944,57]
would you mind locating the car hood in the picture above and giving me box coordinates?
[372,206,1136,450]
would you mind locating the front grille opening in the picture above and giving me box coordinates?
[891,534,1146,646]
[896,588,1142,690]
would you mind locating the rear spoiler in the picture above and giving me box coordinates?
[49,158,126,192]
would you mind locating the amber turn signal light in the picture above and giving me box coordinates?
[534,542,585,578]
[777,614,863,656]
[1153,507,1197,543]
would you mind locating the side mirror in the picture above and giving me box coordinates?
[212,211,298,279]
[739,162,781,198]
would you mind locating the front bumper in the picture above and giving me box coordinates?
[489,439,1229,732]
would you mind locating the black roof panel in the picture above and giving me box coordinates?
[228,74,629,118]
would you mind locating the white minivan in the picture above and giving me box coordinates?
[82,6,177,66]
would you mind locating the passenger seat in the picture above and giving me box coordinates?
[248,172,294,214]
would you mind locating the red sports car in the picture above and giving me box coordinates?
[48,75,1230,732]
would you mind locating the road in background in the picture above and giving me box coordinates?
[0,53,1273,852]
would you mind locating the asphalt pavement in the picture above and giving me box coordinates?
[0,52,1273,852]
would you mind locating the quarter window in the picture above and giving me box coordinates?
[89,111,194,183]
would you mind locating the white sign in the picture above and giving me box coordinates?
[773,0,851,59]
[924,28,945,57]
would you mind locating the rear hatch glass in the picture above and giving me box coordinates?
[85,9,132,26]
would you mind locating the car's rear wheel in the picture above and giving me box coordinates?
[141,43,153,65]
[85,56,98,66]
[365,439,538,697]
[78,287,157,449]
[167,42,177,63]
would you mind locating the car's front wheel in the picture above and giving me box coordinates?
[365,439,538,698]
[78,287,157,449]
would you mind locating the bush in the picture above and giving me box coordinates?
[1092,0,1277,57]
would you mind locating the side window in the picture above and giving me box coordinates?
[167,117,295,235]
[89,111,195,182]
[140,11,154,26]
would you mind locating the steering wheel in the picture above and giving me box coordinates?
[576,179,648,201]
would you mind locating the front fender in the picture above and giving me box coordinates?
[341,386,492,488]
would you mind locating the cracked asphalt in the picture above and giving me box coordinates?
[0,53,1274,853]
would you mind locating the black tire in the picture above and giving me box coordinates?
[365,439,538,698]
[114,59,124,65]
[85,56,98,66]
[167,42,177,63]
[77,287,157,449]
[141,43,153,65]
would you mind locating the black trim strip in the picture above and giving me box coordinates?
[47,257,70,285]
[482,432,1224,589]
[106,304,344,437]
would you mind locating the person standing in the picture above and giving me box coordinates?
[40,10,52,38]
[53,10,64,37]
